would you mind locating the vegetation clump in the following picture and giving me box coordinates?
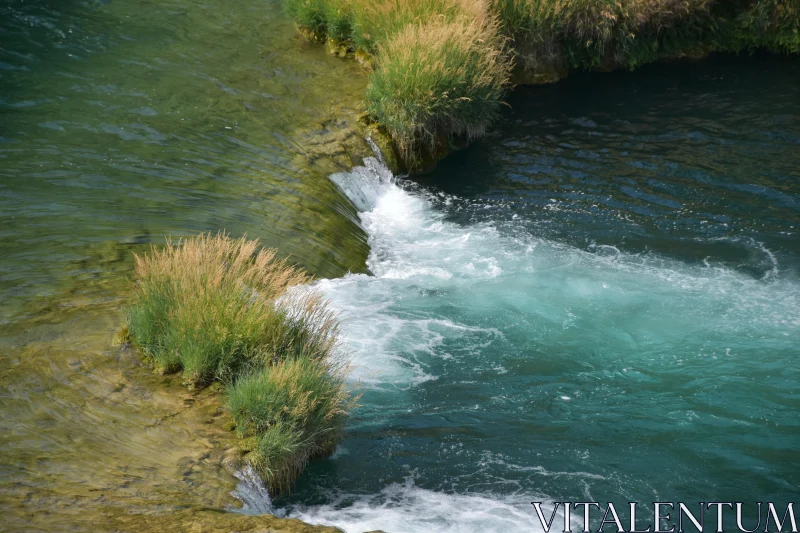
[126,233,353,494]
[228,357,351,493]
[497,0,799,75]
[495,0,715,75]
[283,0,513,169]
[365,15,510,163]
[280,0,798,168]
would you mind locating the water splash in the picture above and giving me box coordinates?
[229,464,280,517]
[231,148,798,532]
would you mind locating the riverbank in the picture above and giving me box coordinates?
[282,0,799,170]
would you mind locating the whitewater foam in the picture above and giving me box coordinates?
[235,150,798,533]
[234,473,559,533]
[321,151,797,382]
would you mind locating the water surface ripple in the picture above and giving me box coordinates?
[1,2,798,530]
[1,0,370,529]
[275,56,800,533]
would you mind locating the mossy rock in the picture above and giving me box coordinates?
[297,25,326,44]
[112,326,132,346]
[354,48,375,70]
[360,122,405,175]
[325,38,353,58]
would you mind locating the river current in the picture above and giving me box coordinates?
[1,1,798,532]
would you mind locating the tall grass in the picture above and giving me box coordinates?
[126,233,352,494]
[365,16,510,165]
[349,0,493,52]
[733,0,800,54]
[495,0,716,71]
[485,0,796,73]
[281,0,798,166]
[128,233,312,384]
[228,357,352,493]
[283,0,329,36]
[281,0,512,168]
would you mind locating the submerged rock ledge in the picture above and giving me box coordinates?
[109,508,360,532]
[123,235,362,532]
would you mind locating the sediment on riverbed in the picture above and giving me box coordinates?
[282,0,799,170]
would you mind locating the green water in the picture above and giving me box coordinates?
[1,0,372,319]
[1,1,799,532]
[1,0,371,529]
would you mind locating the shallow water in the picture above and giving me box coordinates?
[1,0,371,321]
[1,1,799,531]
[1,0,371,529]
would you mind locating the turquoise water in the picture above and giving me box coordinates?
[1,0,798,531]
[268,57,799,532]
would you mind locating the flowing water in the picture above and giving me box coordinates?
[272,56,800,532]
[1,0,798,531]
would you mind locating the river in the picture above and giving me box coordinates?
[1,1,798,532]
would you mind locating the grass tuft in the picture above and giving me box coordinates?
[228,357,354,493]
[281,0,798,168]
[365,15,511,166]
[127,232,311,384]
[126,232,353,494]
[281,0,512,168]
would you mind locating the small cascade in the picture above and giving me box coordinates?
[229,465,282,517]
[229,137,799,533]
[329,138,396,213]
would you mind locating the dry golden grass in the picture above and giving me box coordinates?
[133,233,310,298]
[350,0,494,49]
[129,233,321,384]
